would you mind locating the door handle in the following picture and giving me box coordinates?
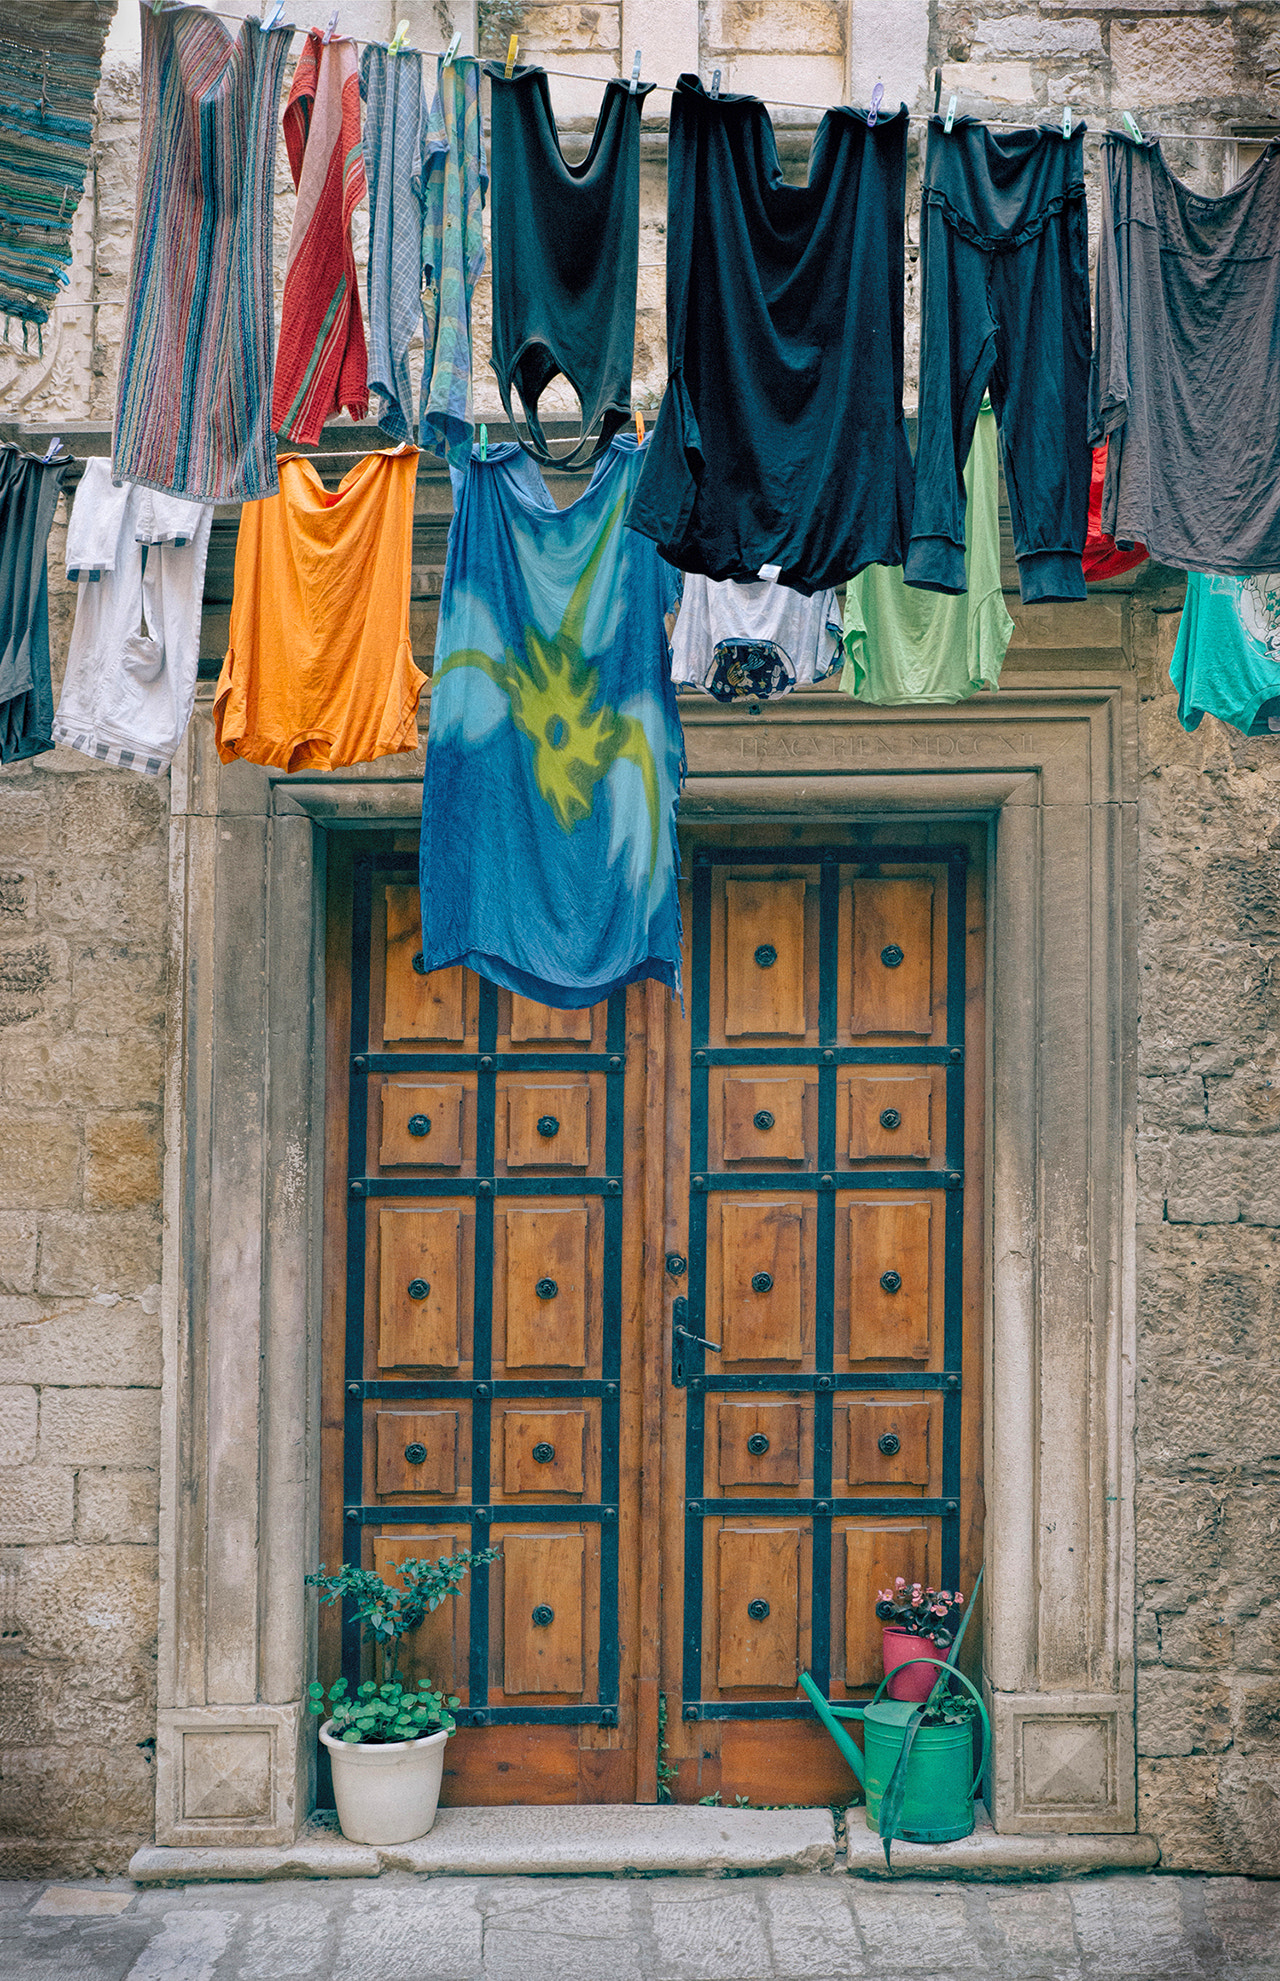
[675,1323,722,1352]
[672,1297,720,1387]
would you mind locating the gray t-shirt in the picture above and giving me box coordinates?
[1089,134,1280,575]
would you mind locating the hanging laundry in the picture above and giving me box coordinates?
[1169,573,1280,738]
[485,65,651,469]
[1082,442,1147,585]
[843,401,1012,705]
[52,460,213,776]
[907,116,1090,606]
[420,435,683,1007]
[627,76,914,596]
[0,0,113,338]
[1091,134,1280,576]
[0,442,68,763]
[671,577,841,702]
[420,54,489,465]
[214,447,424,772]
[359,42,428,445]
[273,30,369,446]
[112,9,293,504]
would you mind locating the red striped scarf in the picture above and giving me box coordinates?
[272,31,368,445]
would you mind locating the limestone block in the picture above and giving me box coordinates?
[1233,1678,1280,1752]
[1134,1133,1168,1225]
[1156,1604,1234,1672]
[0,1030,163,1113]
[968,17,1101,60]
[39,1387,160,1469]
[84,1112,162,1210]
[1140,947,1271,1067]
[1138,1225,1280,1361]
[718,52,845,108]
[1224,1488,1280,1597]
[1135,1482,1227,1590]
[940,60,1037,105]
[1111,17,1239,105]
[0,1114,79,1211]
[0,1295,161,1386]
[1138,1361,1280,1474]
[518,5,622,53]
[155,1703,304,1849]
[704,0,844,56]
[0,1212,37,1292]
[36,1211,161,1296]
[1233,1604,1280,1674]
[75,1467,160,1545]
[0,791,50,860]
[1137,1073,1206,1132]
[1201,853,1280,941]
[0,1464,74,1542]
[70,941,166,1037]
[0,939,62,1034]
[0,1383,38,1461]
[1137,1755,1229,1871]
[1136,1666,1231,1757]
[1237,1140,1280,1225]
[1163,1132,1241,1224]
[16,1542,159,1666]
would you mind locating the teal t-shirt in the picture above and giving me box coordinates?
[841,403,1013,705]
[1170,572,1280,737]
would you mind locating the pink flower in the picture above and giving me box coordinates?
[937,1591,951,1604]
[894,1577,906,1589]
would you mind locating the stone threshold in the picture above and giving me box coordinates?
[129,1804,1160,1887]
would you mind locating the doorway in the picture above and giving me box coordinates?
[320,824,985,1806]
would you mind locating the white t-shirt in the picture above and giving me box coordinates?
[670,574,841,702]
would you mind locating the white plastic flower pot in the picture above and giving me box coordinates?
[319,1720,449,1846]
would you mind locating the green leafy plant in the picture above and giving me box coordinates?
[305,1550,495,1746]
[873,1581,965,1647]
[656,1690,677,1801]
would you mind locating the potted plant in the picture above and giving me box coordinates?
[873,1580,964,1701]
[306,1548,494,1846]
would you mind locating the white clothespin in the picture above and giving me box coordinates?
[629,49,642,95]
[324,10,339,43]
[1062,102,1072,139]
[867,81,884,128]
[504,34,518,77]
[42,436,65,462]
[388,18,410,53]
[1122,111,1144,142]
[444,29,462,66]
[944,93,957,133]
[710,69,721,98]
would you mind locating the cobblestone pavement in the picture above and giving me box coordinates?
[3,1872,1280,1980]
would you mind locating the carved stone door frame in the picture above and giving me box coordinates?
[150,681,1138,1850]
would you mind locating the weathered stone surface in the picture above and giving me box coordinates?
[36,1212,161,1297]
[38,1388,160,1470]
[968,16,1102,60]
[83,1112,162,1210]
[15,1542,158,1669]
[704,0,845,55]
[1137,1361,1280,1474]
[0,1296,161,1387]
[0,1383,38,1462]
[382,1804,837,1876]
[0,1115,79,1210]
[1137,1667,1232,1757]
[0,1465,75,1543]
[1111,17,1240,103]
[75,1468,159,1546]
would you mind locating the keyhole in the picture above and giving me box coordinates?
[404,1441,427,1464]
[532,1441,555,1464]
[536,1114,560,1138]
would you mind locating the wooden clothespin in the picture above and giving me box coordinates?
[710,69,721,98]
[629,50,642,95]
[388,18,410,54]
[444,30,462,66]
[634,407,645,444]
[867,81,884,128]
[504,34,518,78]
[1122,111,1144,142]
[944,92,958,133]
[479,424,488,462]
[324,10,339,43]
[1062,102,1072,140]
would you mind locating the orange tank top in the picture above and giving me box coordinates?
[214,445,425,771]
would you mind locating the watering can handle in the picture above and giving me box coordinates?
[869,1657,990,1802]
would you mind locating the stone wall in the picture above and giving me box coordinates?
[1,0,1277,1873]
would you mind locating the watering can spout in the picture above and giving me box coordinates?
[798,1671,865,1786]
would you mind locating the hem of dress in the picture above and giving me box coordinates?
[416,947,681,1011]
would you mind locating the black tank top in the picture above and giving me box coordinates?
[484,65,653,469]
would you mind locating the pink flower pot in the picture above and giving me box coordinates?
[882,1627,941,1701]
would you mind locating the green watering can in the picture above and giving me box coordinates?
[800,1658,990,1843]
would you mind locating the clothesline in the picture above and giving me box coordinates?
[164,5,1254,142]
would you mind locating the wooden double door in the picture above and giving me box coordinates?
[321,830,984,1806]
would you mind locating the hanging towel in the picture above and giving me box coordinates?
[420,55,489,465]
[842,401,1013,705]
[627,76,914,595]
[53,460,213,776]
[0,442,69,763]
[360,43,428,444]
[112,8,293,504]
[1169,573,1280,737]
[419,435,683,1007]
[485,66,646,470]
[671,577,841,702]
[273,30,369,446]
[214,447,424,772]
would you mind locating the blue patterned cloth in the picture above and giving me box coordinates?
[419,55,487,465]
[360,43,427,444]
[1171,571,1280,737]
[420,435,684,1006]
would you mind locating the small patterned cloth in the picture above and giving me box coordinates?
[419,56,488,466]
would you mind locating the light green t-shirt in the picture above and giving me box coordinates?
[841,403,1013,705]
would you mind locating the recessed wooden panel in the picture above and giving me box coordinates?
[717,1401,802,1487]
[720,1200,803,1362]
[503,1532,585,1694]
[510,997,592,1042]
[717,1526,800,1688]
[376,1410,459,1495]
[383,884,465,1043]
[848,1075,931,1161]
[849,1201,931,1361]
[379,1082,463,1167]
[844,1524,929,1685]
[506,1085,590,1167]
[725,879,806,1036]
[503,1409,586,1496]
[503,1208,587,1369]
[374,1529,468,1694]
[378,1208,461,1369]
[847,1401,931,1487]
[723,1077,806,1163]
[851,878,934,1035]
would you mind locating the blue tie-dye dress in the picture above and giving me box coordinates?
[419,433,684,1007]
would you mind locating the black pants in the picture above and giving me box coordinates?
[906,118,1091,605]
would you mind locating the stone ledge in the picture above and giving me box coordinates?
[843,1809,1161,1881]
[129,1804,837,1886]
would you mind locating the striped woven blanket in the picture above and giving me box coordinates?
[272,31,369,446]
[0,0,113,337]
[112,8,293,505]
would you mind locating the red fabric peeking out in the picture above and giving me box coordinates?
[1083,441,1148,583]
